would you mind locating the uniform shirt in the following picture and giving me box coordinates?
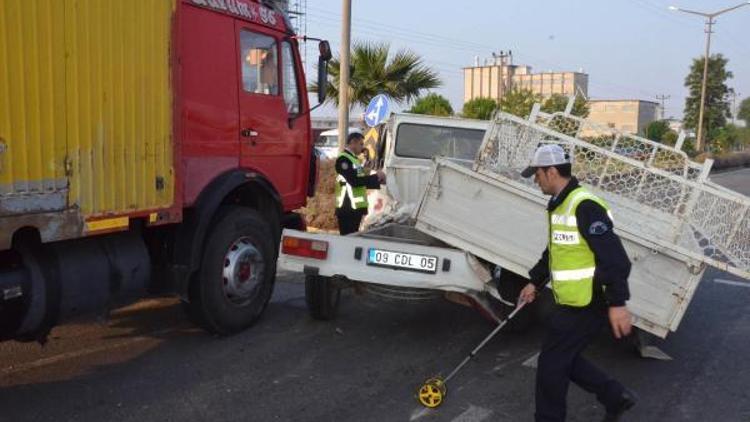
[334,149,381,216]
[529,178,632,307]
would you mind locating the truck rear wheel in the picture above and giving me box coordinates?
[188,206,276,335]
[305,275,340,320]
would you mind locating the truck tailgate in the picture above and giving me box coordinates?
[415,159,706,338]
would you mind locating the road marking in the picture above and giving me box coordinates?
[0,327,180,376]
[714,278,750,288]
[522,352,540,369]
[409,407,433,421]
[451,404,493,422]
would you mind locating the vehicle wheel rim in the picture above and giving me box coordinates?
[222,237,265,307]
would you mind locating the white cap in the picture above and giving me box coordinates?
[521,144,571,178]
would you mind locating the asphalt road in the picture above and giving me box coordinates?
[1,167,749,422]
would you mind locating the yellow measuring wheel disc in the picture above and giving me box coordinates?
[417,378,446,408]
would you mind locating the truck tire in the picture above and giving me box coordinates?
[305,275,340,320]
[188,206,277,335]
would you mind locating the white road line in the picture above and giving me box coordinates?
[0,327,180,376]
[409,406,433,421]
[522,352,540,369]
[714,278,750,288]
[451,404,493,422]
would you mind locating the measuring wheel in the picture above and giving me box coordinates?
[417,377,447,408]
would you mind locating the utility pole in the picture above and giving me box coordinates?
[656,94,671,120]
[337,0,352,151]
[669,2,750,152]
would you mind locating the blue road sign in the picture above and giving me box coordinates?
[364,94,390,127]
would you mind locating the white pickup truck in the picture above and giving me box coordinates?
[280,109,750,348]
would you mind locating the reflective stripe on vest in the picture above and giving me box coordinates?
[548,187,611,307]
[335,151,369,210]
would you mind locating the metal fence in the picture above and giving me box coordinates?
[474,111,750,280]
[529,107,709,182]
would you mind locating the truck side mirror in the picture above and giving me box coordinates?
[318,40,332,61]
[317,56,328,104]
[316,41,331,104]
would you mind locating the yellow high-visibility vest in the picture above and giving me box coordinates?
[335,150,369,210]
[549,187,612,307]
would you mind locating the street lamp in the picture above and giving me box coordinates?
[669,2,750,152]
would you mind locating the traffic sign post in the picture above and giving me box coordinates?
[365,94,390,128]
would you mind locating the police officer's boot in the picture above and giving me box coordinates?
[602,388,637,421]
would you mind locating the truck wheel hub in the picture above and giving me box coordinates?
[222,237,264,306]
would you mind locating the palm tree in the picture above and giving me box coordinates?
[311,42,441,108]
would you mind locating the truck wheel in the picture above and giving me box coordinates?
[305,275,340,320]
[189,206,276,335]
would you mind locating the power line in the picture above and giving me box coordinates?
[305,5,686,103]
[656,94,671,119]
[306,6,493,51]
[309,14,650,98]
[305,12,492,54]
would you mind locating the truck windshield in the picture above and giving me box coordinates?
[394,123,485,161]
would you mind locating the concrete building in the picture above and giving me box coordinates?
[665,118,684,134]
[463,52,588,103]
[584,99,659,136]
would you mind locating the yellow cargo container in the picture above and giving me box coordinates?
[0,0,175,235]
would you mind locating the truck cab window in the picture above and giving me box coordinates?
[240,30,278,95]
[395,123,485,161]
[281,41,300,115]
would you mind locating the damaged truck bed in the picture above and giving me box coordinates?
[280,110,750,340]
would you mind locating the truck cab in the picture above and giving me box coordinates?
[364,113,488,227]
[181,0,315,210]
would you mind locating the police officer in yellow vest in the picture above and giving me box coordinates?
[335,132,385,235]
[518,145,637,422]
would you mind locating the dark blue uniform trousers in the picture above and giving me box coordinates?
[535,306,625,421]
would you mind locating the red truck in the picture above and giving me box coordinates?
[0,0,330,342]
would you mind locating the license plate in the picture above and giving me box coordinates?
[366,248,438,274]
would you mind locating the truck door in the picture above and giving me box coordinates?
[235,22,307,205]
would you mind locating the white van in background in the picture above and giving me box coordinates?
[315,127,363,160]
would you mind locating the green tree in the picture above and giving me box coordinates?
[661,130,679,146]
[498,89,540,118]
[462,97,498,120]
[740,128,750,151]
[541,94,590,118]
[683,54,734,145]
[711,125,742,154]
[643,120,671,142]
[408,93,454,116]
[311,42,441,108]
[738,97,750,127]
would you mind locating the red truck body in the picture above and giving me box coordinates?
[0,0,327,342]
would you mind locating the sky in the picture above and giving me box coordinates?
[298,0,750,120]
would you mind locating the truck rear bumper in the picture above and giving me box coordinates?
[278,225,491,294]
